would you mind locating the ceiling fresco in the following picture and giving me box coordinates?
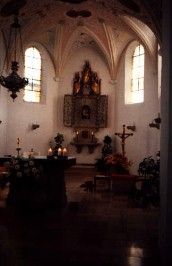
[0,0,162,79]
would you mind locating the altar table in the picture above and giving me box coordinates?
[0,156,76,209]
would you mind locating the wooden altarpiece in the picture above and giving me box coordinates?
[63,61,108,153]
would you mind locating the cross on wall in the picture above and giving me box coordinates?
[115,124,133,156]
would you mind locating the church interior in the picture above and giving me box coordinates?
[1,0,172,265]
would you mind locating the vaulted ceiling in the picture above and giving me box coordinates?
[0,0,162,79]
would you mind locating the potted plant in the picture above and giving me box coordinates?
[130,151,160,208]
[53,133,64,155]
[95,135,112,173]
[102,135,113,157]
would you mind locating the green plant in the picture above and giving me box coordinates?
[53,133,64,155]
[130,151,160,208]
[54,133,64,148]
[95,135,112,172]
[102,135,112,157]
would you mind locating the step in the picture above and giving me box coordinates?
[65,164,97,176]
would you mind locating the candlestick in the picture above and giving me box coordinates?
[16,147,21,157]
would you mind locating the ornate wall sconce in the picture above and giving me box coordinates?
[149,113,161,129]
[127,124,136,131]
[32,124,40,130]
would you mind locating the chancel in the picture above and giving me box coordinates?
[0,0,171,265]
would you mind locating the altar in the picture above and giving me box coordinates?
[0,156,76,209]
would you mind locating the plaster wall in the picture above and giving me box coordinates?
[0,45,160,175]
[0,54,58,157]
[115,49,160,174]
[56,46,115,165]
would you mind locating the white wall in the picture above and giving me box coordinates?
[0,48,58,157]
[0,43,160,175]
[116,48,160,174]
[56,46,115,164]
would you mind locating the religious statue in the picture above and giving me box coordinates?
[73,72,81,94]
[92,72,100,94]
[81,105,90,119]
[82,61,91,85]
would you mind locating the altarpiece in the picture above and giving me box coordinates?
[63,61,108,153]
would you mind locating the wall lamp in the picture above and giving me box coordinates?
[149,113,161,129]
[32,124,40,130]
[127,124,136,131]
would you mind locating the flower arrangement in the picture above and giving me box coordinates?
[3,158,44,208]
[4,158,43,187]
[5,158,42,178]
[104,153,132,174]
[95,152,132,174]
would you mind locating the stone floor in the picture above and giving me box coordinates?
[0,169,161,266]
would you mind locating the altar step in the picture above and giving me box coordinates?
[65,164,97,178]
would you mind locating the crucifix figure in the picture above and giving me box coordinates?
[115,124,133,156]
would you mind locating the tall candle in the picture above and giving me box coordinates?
[58,147,62,156]
[48,148,53,156]
[91,131,94,141]
[63,147,67,156]
[76,131,79,141]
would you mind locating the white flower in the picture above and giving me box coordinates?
[29,160,34,166]
[16,172,22,178]
[15,164,20,170]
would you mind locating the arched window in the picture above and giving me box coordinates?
[131,44,144,103]
[24,47,41,102]
[125,42,145,104]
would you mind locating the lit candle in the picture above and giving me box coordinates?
[58,147,62,156]
[48,148,52,156]
[76,131,79,141]
[91,131,94,141]
[63,147,67,156]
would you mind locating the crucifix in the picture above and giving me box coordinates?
[115,124,133,156]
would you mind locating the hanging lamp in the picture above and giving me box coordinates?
[0,17,28,101]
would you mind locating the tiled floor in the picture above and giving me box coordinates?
[0,170,161,266]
